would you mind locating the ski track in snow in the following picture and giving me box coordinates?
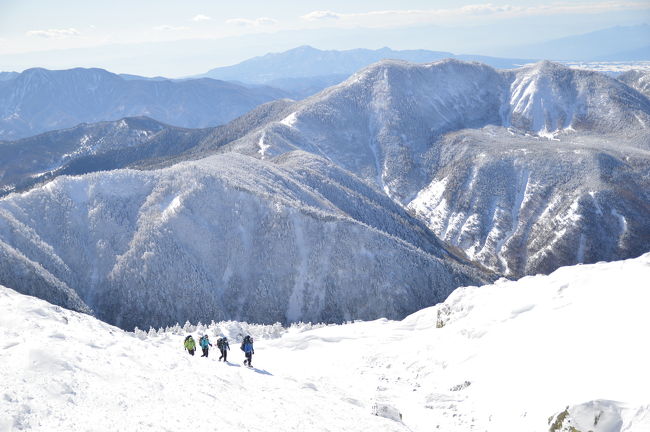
[1,254,650,432]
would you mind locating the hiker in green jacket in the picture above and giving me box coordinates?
[184,335,196,356]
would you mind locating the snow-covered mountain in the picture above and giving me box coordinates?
[0,117,179,195]
[0,67,288,139]
[0,150,489,329]
[618,69,650,98]
[2,253,648,431]
[201,46,531,98]
[216,59,650,276]
[0,98,297,196]
[408,127,650,276]
[1,59,648,328]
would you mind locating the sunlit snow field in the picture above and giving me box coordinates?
[1,254,649,432]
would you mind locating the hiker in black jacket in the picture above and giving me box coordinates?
[217,337,230,362]
[241,335,254,367]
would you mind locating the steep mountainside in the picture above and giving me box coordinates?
[618,69,650,98]
[0,67,288,139]
[0,151,489,329]
[227,60,649,194]
[217,60,650,276]
[407,128,650,276]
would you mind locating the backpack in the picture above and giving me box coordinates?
[216,338,224,349]
[241,335,253,351]
[185,335,192,342]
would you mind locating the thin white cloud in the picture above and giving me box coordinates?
[226,17,278,27]
[153,25,189,32]
[192,14,212,22]
[26,28,80,39]
[300,2,650,27]
[459,4,516,15]
[301,10,341,21]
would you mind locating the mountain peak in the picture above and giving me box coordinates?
[527,59,567,72]
[290,45,318,52]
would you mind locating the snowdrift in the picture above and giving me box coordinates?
[1,254,649,431]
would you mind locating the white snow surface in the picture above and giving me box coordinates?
[1,254,649,432]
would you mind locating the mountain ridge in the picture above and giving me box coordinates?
[499,24,650,61]
[0,58,648,326]
[217,59,650,276]
[0,150,491,329]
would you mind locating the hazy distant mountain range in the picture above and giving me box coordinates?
[1,24,647,77]
[0,67,288,140]
[0,72,19,81]
[502,24,650,61]
[200,45,532,98]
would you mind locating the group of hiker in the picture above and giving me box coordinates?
[183,334,255,367]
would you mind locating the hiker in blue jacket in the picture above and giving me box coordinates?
[199,335,212,358]
[241,335,254,367]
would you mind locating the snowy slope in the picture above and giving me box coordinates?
[0,151,488,329]
[2,254,649,432]
[0,117,177,195]
[618,70,650,98]
[0,286,405,432]
[218,59,650,276]
[407,128,650,276]
[227,59,650,201]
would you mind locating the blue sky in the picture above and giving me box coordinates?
[1,1,649,76]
